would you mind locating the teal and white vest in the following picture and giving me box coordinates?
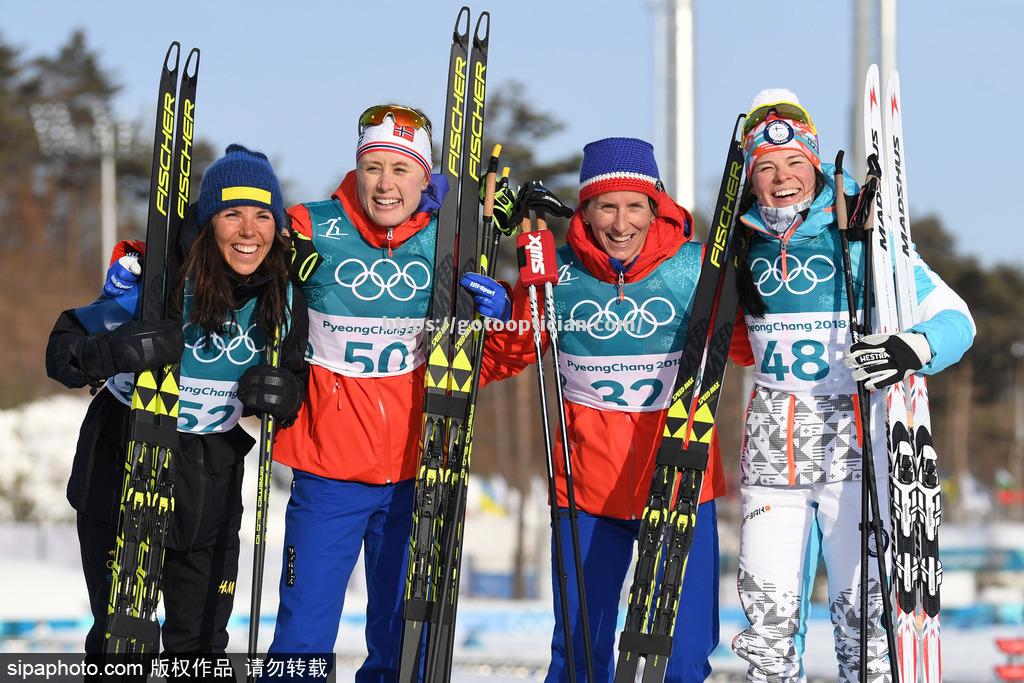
[300,200,436,377]
[553,241,702,412]
[742,167,865,396]
[107,282,290,434]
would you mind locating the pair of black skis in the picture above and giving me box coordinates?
[398,7,495,682]
[104,42,199,660]
[614,117,745,683]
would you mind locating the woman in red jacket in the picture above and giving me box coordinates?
[478,138,726,682]
[268,103,454,678]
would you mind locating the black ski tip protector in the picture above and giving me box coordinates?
[618,630,673,657]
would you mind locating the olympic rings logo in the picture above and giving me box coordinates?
[750,253,835,297]
[568,296,676,340]
[334,258,431,302]
[184,322,264,366]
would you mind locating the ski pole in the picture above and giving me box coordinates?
[518,212,578,683]
[535,208,597,683]
[834,150,871,681]
[834,151,900,683]
[247,325,282,680]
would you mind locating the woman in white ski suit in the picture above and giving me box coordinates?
[727,90,975,682]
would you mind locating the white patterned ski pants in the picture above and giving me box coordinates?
[731,480,893,683]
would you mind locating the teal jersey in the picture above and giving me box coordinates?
[300,199,436,377]
[552,241,702,412]
[742,163,974,394]
[742,165,863,395]
[107,282,290,433]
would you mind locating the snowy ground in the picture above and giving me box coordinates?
[2,521,1017,681]
[1,395,1022,681]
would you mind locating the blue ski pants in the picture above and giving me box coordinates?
[269,471,414,682]
[546,501,720,683]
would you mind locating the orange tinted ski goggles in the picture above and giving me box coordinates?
[743,101,817,138]
[357,105,432,136]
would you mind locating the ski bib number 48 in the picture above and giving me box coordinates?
[746,311,854,393]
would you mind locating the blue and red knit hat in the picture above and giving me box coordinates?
[578,137,663,204]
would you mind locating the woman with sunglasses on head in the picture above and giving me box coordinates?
[45,145,307,658]
[267,103,500,676]
[727,90,974,681]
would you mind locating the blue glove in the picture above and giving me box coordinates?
[459,272,511,322]
[417,173,450,214]
[102,254,141,298]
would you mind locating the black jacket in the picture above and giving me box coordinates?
[46,280,308,551]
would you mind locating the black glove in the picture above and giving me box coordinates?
[843,331,932,390]
[290,224,322,284]
[845,153,882,239]
[480,172,517,235]
[512,180,574,225]
[71,318,184,381]
[236,365,303,423]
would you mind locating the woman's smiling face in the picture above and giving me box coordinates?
[750,149,817,208]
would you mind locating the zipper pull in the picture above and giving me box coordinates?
[386,228,394,258]
[780,243,789,281]
[617,270,625,301]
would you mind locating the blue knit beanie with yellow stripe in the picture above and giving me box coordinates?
[197,144,284,227]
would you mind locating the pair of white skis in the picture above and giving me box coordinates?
[864,64,942,683]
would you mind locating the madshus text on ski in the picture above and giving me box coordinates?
[43,5,975,683]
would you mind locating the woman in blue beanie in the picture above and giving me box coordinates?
[477,138,725,682]
[45,144,309,657]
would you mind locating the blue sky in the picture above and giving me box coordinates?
[4,0,1018,266]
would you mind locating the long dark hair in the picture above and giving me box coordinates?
[734,185,766,318]
[173,219,291,338]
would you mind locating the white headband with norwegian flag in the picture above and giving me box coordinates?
[356,115,433,180]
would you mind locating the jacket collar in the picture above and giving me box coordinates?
[332,171,434,250]
[565,190,694,284]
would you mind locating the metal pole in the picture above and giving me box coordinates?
[654,0,695,208]
[654,0,671,193]
[100,149,117,277]
[673,0,696,209]
[880,0,897,80]
[33,102,121,283]
[1012,343,1024,520]
[93,106,118,280]
[852,0,871,179]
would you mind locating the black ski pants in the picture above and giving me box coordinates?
[77,511,240,654]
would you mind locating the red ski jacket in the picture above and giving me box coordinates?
[273,172,433,484]
[480,193,728,521]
